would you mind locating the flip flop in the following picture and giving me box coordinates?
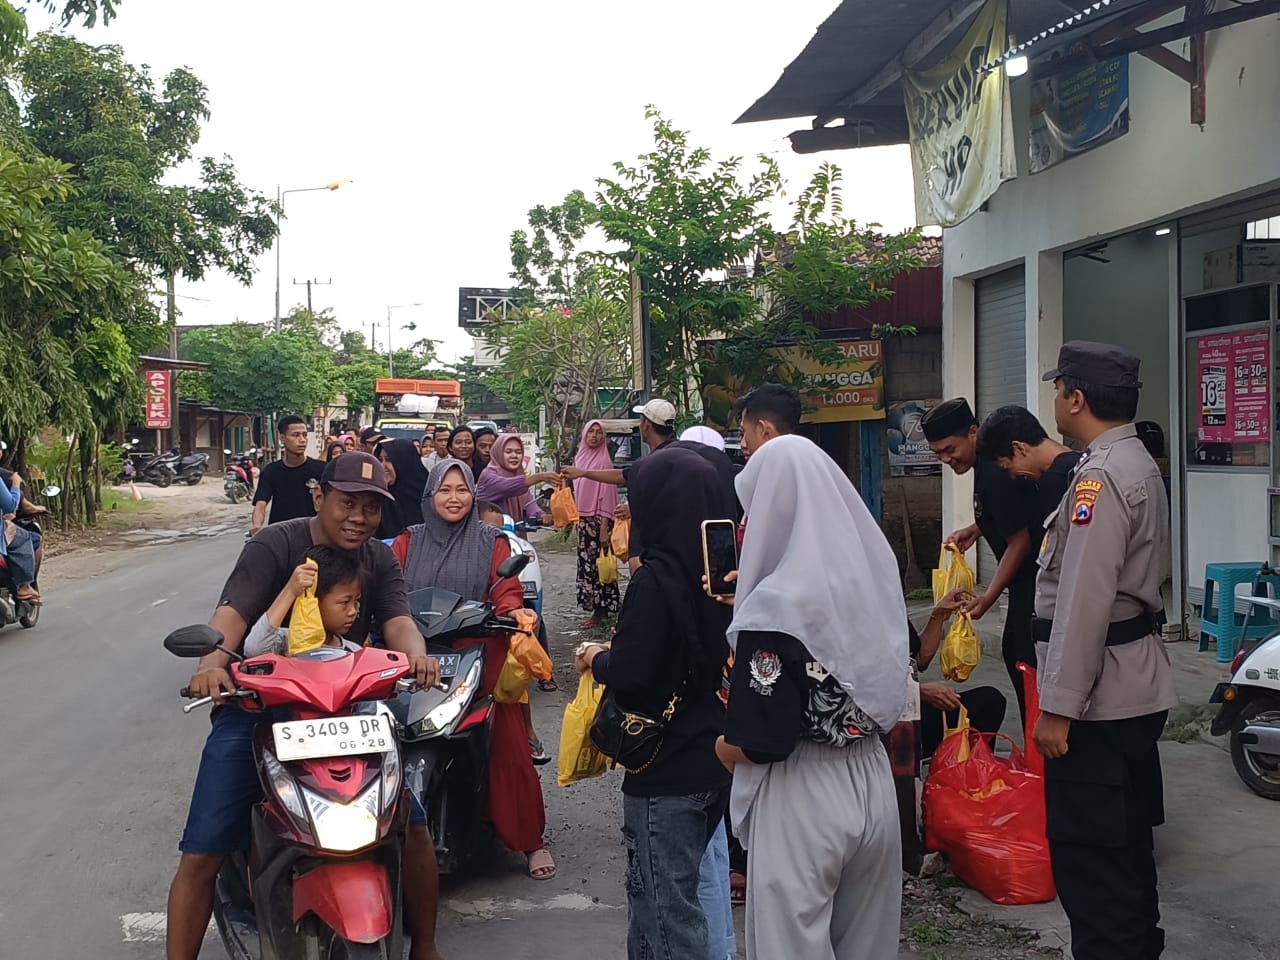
[529,739,552,765]
[527,848,556,880]
[538,678,558,693]
[730,870,746,906]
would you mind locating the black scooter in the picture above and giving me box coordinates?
[385,553,528,875]
[173,449,210,485]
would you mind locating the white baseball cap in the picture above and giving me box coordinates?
[633,398,677,427]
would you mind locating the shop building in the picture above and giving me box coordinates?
[742,1,1280,623]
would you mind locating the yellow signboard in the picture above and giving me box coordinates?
[781,339,886,423]
[699,339,886,427]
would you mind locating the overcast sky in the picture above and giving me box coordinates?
[38,0,917,362]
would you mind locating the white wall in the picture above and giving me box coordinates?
[940,18,1280,551]
[1063,230,1172,427]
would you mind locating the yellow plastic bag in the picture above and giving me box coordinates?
[611,518,630,563]
[596,545,619,585]
[550,486,580,528]
[494,651,532,704]
[287,558,326,655]
[932,543,976,604]
[940,705,972,763]
[941,612,982,683]
[557,673,608,787]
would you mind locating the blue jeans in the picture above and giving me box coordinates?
[697,820,736,960]
[4,525,37,586]
[622,787,729,960]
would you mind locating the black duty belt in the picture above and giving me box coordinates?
[1031,613,1161,647]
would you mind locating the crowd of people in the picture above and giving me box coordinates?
[170,338,1169,960]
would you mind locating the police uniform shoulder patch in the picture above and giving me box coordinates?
[1072,476,1101,526]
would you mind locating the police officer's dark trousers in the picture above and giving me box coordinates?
[1045,711,1168,960]
[1002,572,1037,725]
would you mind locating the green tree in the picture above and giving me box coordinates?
[18,33,277,288]
[509,189,590,303]
[592,107,782,409]
[484,274,632,454]
[715,163,924,388]
[182,322,335,420]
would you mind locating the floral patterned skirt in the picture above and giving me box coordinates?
[577,515,621,615]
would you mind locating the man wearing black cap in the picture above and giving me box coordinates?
[921,397,1040,722]
[1033,340,1177,960]
[168,452,446,960]
[360,425,388,454]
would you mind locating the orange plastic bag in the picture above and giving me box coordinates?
[550,486,580,528]
[923,729,1055,905]
[510,609,552,680]
[611,518,630,562]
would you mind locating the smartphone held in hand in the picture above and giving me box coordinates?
[701,519,739,598]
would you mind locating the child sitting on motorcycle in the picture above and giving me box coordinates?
[243,546,362,656]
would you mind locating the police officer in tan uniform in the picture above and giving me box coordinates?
[1033,341,1178,960]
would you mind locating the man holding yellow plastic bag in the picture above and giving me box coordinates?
[923,398,1041,725]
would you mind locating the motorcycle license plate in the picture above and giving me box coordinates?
[437,654,460,679]
[273,714,394,762]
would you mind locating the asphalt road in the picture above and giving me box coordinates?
[0,529,630,959]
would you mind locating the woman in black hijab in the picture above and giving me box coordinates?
[574,447,736,958]
[374,438,430,540]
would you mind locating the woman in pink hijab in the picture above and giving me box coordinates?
[571,420,621,629]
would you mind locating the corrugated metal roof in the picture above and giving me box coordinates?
[738,0,1159,144]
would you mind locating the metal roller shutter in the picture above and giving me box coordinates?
[974,265,1027,581]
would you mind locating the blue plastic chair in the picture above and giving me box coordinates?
[1200,562,1280,662]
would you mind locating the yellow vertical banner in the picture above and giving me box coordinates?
[901,0,1016,227]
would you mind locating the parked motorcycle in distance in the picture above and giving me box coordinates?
[387,552,529,875]
[166,623,415,960]
[126,440,178,487]
[1210,573,1280,799]
[224,449,257,503]
[0,485,59,630]
[173,449,210,485]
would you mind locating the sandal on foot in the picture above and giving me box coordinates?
[527,848,556,880]
[730,870,746,906]
[529,739,552,765]
[538,678,558,693]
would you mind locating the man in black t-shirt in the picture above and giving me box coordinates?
[167,452,444,960]
[923,398,1040,723]
[251,415,325,535]
[976,404,1083,529]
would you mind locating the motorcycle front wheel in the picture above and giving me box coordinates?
[152,471,172,488]
[328,940,388,960]
[1231,694,1280,800]
[185,470,203,485]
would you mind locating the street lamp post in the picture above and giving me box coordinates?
[274,180,350,332]
[386,302,424,377]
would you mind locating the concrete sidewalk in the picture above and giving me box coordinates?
[913,599,1279,959]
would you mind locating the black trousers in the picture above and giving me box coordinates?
[1003,575,1037,727]
[1046,712,1168,960]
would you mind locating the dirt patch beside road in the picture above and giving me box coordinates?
[39,480,251,589]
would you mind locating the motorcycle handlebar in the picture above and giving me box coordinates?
[180,688,252,714]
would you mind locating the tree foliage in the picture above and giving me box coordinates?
[592,106,782,408]
[509,189,591,303]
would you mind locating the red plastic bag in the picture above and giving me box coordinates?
[1017,661,1044,778]
[923,729,1055,905]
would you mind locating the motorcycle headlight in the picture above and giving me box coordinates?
[262,750,307,822]
[415,659,482,736]
[304,782,381,853]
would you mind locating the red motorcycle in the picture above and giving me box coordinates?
[223,449,257,504]
[165,624,414,960]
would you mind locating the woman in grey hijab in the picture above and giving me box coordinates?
[389,459,556,880]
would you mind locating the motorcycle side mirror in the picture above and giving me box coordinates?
[163,624,240,660]
[129,438,140,446]
[44,485,61,498]
[223,449,232,455]
[496,553,530,580]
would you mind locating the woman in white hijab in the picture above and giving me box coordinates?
[714,433,909,960]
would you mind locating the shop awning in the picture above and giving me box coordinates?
[737,0,1180,152]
